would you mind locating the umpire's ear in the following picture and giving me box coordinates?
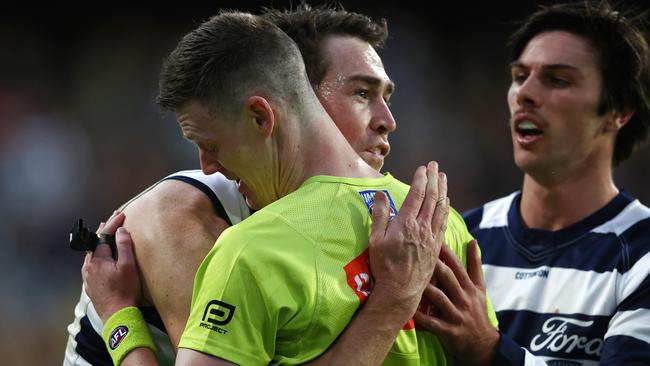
[246,96,275,138]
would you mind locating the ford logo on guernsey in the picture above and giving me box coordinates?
[109,325,129,350]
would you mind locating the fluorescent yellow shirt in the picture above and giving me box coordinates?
[179,174,497,365]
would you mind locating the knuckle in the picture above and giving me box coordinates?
[439,205,449,218]
[404,217,419,233]
[418,229,431,245]
[458,295,470,309]
[450,311,463,325]
[412,188,426,202]
[449,326,460,338]
[440,215,449,232]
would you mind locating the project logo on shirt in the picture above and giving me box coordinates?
[200,299,236,334]
[358,190,397,221]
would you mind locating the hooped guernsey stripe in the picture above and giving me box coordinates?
[64,171,249,366]
[464,191,650,365]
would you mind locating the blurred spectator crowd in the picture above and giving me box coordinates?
[1,1,647,363]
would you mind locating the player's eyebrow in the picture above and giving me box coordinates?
[510,61,580,72]
[348,74,395,95]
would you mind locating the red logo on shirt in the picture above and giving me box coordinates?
[344,249,372,303]
[343,248,415,330]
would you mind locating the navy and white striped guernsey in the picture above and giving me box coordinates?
[463,191,650,366]
[64,170,250,366]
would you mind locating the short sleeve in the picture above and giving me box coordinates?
[179,217,318,365]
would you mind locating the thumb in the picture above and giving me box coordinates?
[115,227,136,269]
[370,191,390,244]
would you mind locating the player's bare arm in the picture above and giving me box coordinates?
[120,179,230,348]
[83,213,158,365]
[84,162,450,366]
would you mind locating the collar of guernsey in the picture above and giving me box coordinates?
[300,172,394,188]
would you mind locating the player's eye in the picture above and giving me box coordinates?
[511,71,528,84]
[355,89,370,99]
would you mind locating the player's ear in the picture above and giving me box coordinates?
[246,96,275,137]
[603,107,634,133]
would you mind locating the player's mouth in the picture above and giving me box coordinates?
[513,113,544,147]
[365,141,390,159]
[362,143,389,170]
[236,180,258,209]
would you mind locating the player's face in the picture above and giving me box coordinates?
[507,31,614,182]
[176,101,265,208]
[315,35,396,171]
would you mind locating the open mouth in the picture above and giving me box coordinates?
[516,120,543,137]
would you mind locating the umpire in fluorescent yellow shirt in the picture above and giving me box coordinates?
[82,11,497,366]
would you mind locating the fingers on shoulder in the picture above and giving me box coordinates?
[115,227,136,266]
[101,212,126,235]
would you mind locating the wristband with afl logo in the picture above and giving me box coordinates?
[101,306,157,365]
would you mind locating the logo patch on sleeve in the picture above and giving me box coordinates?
[109,325,128,350]
[199,300,236,334]
[358,190,397,221]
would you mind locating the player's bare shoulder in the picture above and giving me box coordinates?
[120,171,240,247]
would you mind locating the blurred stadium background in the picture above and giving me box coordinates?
[1,1,648,363]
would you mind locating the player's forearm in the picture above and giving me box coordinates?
[305,284,417,366]
[122,348,159,366]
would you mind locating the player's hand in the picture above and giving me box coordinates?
[82,212,142,323]
[368,161,449,315]
[414,240,499,366]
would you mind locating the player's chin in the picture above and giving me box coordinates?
[245,195,261,211]
[513,149,546,174]
[362,151,385,172]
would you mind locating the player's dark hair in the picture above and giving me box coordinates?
[157,11,311,118]
[262,3,388,87]
[509,1,650,165]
